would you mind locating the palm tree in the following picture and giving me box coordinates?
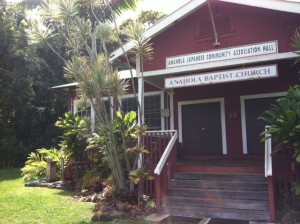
[26,0,143,191]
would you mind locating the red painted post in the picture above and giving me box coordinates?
[268,176,276,222]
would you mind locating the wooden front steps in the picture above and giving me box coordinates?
[160,172,270,221]
[176,159,264,173]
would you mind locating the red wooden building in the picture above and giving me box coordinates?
[110,0,300,222]
[54,0,300,221]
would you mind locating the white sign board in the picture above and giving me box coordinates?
[165,64,278,89]
[166,41,278,68]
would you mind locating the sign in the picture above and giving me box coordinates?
[166,41,278,68]
[164,64,278,89]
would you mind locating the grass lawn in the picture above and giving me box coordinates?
[0,169,146,224]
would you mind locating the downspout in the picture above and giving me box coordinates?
[207,0,220,47]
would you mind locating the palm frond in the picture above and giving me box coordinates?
[291,27,300,64]
[96,23,117,43]
[123,20,153,61]
[86,0,140,23]
[107,70,129,99]
[108,0,139,16]
[40,0,79,20]
[26,20,57,45]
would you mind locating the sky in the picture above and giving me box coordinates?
[6,0,191,23]
[117,0,191,23]
[121,0,190,16]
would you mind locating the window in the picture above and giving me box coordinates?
[144,95,161,130]
[77,106,91,118]
[121,94,162,130]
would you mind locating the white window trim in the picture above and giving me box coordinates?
[178,98,227,155]
[240,92,286,154]
[74,97,111,133]
[120,91,165,130]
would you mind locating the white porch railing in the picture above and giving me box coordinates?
[154,130,178,175]
[264,125,272,177]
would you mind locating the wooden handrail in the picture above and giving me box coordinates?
[264,125,272,177]
[153,131,178,175]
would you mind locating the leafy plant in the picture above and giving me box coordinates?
[55,112,90,160]
[81,168,103,192]
[86,133,111,178]
[21,147,69,182]
[260,85,300,195]
[128,168,154,185]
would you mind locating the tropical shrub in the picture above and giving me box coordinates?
[81,168,103,192]
[55,112,90,160]
[0,127,20,168]
[21,147,69,182]
[260,85,300,195]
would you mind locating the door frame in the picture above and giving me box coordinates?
[178,98,227,155]
[240,92,286,154]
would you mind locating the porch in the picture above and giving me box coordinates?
[143,130,300,222]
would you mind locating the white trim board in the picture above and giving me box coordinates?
[178,98,227,155]
[142,52,298,78]
[240,92,286,154]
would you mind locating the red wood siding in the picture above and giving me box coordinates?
[144,1,300,72]
[173,60,300,157]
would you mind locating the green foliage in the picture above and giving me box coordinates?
[137,10,166,27]
[113,111,137,146]
[26,0,150,192]
[122,20,153,62]
[21,147,69,182]
[86,133,111,178]
[0,2,67,168]
[55,112,90,160]
[260,86,300,195]
[143,195,156,209]
[90,111,137,153]
[119,10,166,42]
[260,86,300,152]
[0,127,22,168]
[292,28,300,50]
[293,182,300,196]
[81,168,103,192]
[86,111,137,170]
[128,168,154,185]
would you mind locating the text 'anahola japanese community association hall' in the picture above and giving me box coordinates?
[53,0,300,222]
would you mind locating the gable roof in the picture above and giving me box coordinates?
[109,0,300,62]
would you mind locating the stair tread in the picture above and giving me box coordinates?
[168,187,268,193]
[171,179,267,184]
[160,205,270,221]
[170,179,268,190]
[163,195,269,211]
[174,173,266,181]
[161,204,269,213]
[161,171,271,221]
[164,195,269,202]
